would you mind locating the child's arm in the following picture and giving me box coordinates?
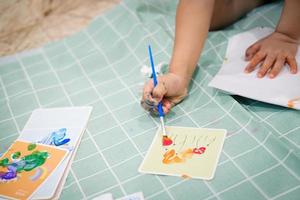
[141,0,215,114]
[244,0,300,78]
[277,0,300,39]
[169,0,215,87]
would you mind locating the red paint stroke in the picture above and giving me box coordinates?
[192,147,206,154]
[162,136,173,146]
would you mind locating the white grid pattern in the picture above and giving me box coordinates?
[0,1,299,200]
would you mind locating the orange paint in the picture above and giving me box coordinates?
[181,174,192,179]
[162,136,173,146]
[163,149,183,164]
[162,147,204,165]
[288,101,294,108]
[287,97,300,108]
[181,148,194,159]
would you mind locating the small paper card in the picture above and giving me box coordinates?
[92,193,114,200]
[0,140,67,200]
[116,192,144,200]
[18,107,92,199]
[139,126,226,180]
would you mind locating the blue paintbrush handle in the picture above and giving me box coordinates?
[148,45,164,117]
[157,102,164,117]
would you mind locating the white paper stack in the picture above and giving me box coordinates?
[209,27,300,110]
[16,107,92,199]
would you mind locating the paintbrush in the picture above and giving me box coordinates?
[148,45,168,140]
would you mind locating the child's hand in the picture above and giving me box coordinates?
[141,73,188,115]
[244,31,299,78]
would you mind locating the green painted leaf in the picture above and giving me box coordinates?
[27,143,37,151]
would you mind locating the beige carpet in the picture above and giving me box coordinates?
[0,0,120,56]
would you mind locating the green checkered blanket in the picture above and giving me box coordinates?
[0,0,299,199]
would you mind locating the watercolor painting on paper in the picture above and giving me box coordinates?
[139,126,227,180]
[19,127,80,154]
[37,128,73,151]
[0,140,67,200]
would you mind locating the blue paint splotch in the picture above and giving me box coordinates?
[38,128,71,149]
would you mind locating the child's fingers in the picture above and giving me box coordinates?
[141,81,157,112]
[244,51,266,73]
[162,105,170,115]
[268,56,285,78]
[140,99,155,112]
[162,100,172,110]
[142,81,157,105]
[286,56,298,74]
[257,54,275,78]
[141,81,168,114]
[152,81,168,102]
[142,81,154,100]
[245,43,260,61]
[147,95,186,116]
[147,106,168,116]
[161,99,173,115]
[146,102,170,116]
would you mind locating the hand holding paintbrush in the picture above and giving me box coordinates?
[148,45,173,146]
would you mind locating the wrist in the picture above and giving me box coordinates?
[273,30,300,43]
[168,64,193,87]
[164,72,189,92]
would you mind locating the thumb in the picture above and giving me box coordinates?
[152,81,167,103]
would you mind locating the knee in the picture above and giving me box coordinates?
[209,0,234,31]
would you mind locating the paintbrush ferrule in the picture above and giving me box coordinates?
[160,116,167,136]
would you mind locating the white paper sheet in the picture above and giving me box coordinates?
[92,193,114,200]
[18,107,92,199]
[139,126,227,180]
[116,192,144,200]
[209,27,300,110]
